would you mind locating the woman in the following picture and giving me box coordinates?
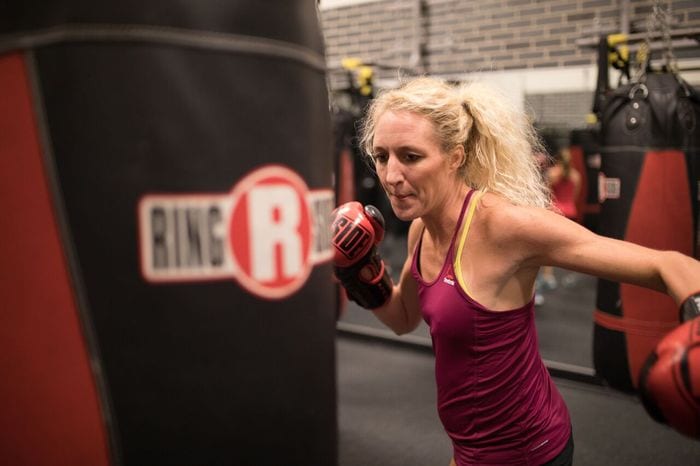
[539,147,583,291]
[331,76,700,465]
[547,147,581,222]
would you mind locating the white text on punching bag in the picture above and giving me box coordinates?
[248,185,302,281]
[151,205,224,270]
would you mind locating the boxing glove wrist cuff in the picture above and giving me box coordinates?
[680,292,700,322]
[335,246,392,310]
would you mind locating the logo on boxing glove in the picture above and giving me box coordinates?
[330,202,391,309]
[332,214,373,264]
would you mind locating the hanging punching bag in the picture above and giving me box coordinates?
[594,71,700,392]
[0,2,337,466]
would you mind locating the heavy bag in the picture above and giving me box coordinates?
[594,71,700,391]
[0,2,337,466]
[569,128,601,232]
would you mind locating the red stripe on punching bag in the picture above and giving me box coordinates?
[0,53,111,466]
[622,150,693,387]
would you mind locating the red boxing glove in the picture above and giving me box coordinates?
[638,317,700,439]
[331,202,392,309]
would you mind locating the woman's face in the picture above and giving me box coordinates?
[371,110,462,221]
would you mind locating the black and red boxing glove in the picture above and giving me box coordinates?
[638,316,700,439]
[331,202,392,309]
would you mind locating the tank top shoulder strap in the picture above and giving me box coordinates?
[445,188,476,257]
[411,189,476,280]
[454,190,484,295]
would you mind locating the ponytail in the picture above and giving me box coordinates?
[457,81,550,208]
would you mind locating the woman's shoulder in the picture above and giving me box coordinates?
[477,192,551,243]
[406,218,425,249]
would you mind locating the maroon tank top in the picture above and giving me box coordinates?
[410,190,571,465]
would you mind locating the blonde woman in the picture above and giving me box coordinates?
[330,76,700,465]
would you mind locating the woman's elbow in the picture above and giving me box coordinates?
[392,315,422,336]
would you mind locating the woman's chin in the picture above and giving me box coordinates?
[390,204,417,221]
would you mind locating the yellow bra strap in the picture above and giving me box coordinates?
[454,190,483,295]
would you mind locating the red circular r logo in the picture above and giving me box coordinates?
[229,165,312,299]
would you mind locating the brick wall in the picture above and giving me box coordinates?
[525,90,594,129]
[321,0,700,88]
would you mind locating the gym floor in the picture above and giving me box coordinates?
[336,233,700,465]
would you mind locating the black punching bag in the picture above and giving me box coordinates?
[0,2,337,466]
[594,71,700,391]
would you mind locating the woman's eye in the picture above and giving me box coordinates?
[405,153,421,162]
[372,153,388,164]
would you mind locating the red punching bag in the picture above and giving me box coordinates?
[593,70,700,391]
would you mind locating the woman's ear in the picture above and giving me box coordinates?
[449,145,466,172]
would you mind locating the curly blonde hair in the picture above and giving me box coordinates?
[359,76,551,208]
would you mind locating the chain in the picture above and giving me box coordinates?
[648,0,678,73]
[634,4,657,82]
[658,1,678,72]
[636,0,677,80]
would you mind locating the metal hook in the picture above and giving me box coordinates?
[628,83,649,100]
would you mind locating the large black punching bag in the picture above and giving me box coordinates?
[594,71,700,392]
[0,2,337,465]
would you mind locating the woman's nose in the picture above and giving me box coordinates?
[383,156,404,185]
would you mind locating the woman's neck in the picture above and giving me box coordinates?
[421,185,471,249]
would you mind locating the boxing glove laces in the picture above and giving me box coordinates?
[331,202,392,309]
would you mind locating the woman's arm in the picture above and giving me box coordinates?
[511,205,700,306]
[371,219,424,335]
